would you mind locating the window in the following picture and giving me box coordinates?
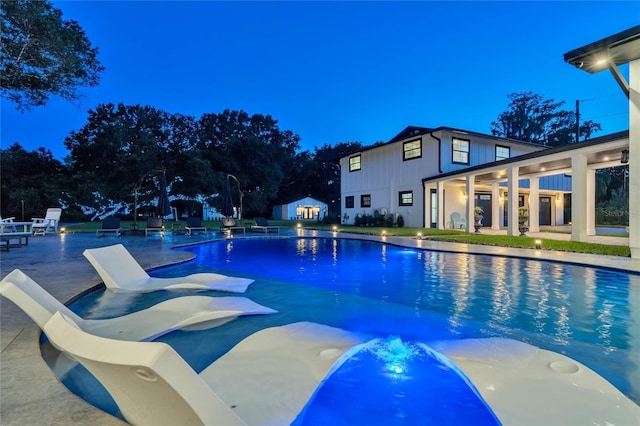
[403,139,421,160]
[399,191,413,206]
[349,155,361,172]
[495,145,510,161]
[452,138,469,164]
[345,196,354,208]
[361,194,371,208]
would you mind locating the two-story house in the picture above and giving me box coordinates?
[340,125,572,229]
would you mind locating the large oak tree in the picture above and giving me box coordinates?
[1,0,104,110]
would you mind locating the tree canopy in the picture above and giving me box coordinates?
[0,0,104,110]
[490,92,601,146]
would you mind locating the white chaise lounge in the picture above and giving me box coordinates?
[83,244,254,292]
[44,313,368,426]
[0,269,276,342]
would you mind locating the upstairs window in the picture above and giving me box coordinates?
[349,155,361,172]
[345,196,354,208]
[403,139,422,161]
[452,138,469,164]
[361,194,371,208]
[496,145,510,161]
[399,191,413,206]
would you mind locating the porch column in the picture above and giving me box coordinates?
[507,166,519,236]
[436,181,445,229]
[529,177,540,232]
[630,59,639,259]
[587,169,596,236]
[491,183,500,230]
[465,175,475,233]
[571,153,588,242]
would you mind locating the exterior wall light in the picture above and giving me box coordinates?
[621,149,629,164]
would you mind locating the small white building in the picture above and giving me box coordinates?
[272,196,328,221]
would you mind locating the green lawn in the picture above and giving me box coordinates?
[62,219,631,257]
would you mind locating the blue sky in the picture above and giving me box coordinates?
[1,1,637,159]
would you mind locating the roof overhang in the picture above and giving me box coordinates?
[423,131,629,186]
[563,25,640,98]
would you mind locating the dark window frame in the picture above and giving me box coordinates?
[349,155,361,172]
[345,196,354,209]
[399,190,413,206]
[495,145,510,161]
[403,139,422,161]
[360,194,371,208]
[452,137,470,165]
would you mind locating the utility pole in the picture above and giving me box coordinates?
[575,99,580,143]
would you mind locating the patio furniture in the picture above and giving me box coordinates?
[220,218,245,234]
[96,217,122,237]
[251,217,279,233]
[450,212,466,229]
[31,208,62,235]
[145,217,164,237]
[82,244,254,293]
[43,312,367,426]
[185,217,206,236]
[0,269,276,342]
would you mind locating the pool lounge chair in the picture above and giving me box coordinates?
[251,217,279,233]
[145,217,164,237]
[185,217,207,236]
[83,243,254,293]
[96,217,122,237]
[0,269,277,342]
[44,313,367,426]
[31,207,62,235]
[220,218,245,234]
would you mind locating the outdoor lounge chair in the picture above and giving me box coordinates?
[83,243,254,292]
[31,208,62,235]
[0,269,277,342]
[145,217,164,237]
[185,217,206,236]
[96,217,122,237]
[43,312,367,426]
[220,218,245,234]
[450,212,466,229]
[251,217,279,233]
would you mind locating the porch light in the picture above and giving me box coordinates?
[462,192,468,201]
[564,25,640,98]
[621,149,629,164]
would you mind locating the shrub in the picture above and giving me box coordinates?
[396,214,404,227]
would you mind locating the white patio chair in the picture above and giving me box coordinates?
[0,269,276,342]
[43,312,367,426]
[31,207,62,235]
[83,244,254,292]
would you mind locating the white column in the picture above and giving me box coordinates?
[437,181,445,229]
[529,177,540,232]
[491,183,500,230]
[629,59,639,259]
[587,169,596,235]
[507,166,519,236]
[572,153,588,242]
[465,175,475,232]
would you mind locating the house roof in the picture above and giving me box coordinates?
[564,25,640,74]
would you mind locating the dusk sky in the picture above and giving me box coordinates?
[1,1,637,160]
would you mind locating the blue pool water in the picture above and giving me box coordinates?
[53,236,640,420]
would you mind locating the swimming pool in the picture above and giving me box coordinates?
[52,236,640,421]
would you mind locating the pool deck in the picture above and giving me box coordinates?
[1,229,639,425]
